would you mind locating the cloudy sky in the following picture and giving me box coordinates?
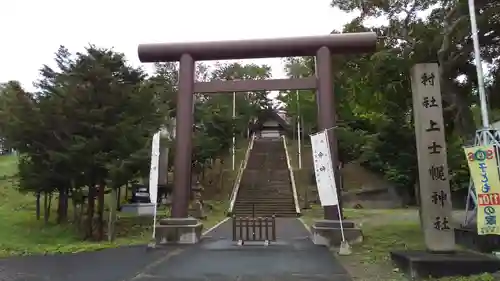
[0,0,359,92]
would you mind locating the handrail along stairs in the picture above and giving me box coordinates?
[282,135,301,216]
[227,133,256,215]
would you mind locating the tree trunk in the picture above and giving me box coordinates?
[47,193,53,219]
[454,91,476,138]
[57,186,69,224]
[107,188,118,242]
[43,192,49,224]
[77,194,86,231]
[414,181,421,207]
[86,186,96,239]
[217,159,224,191]
[72,198,79,223]
[116,186,122,210]
[124,183,129,202]
[97,184,105,241]
[35,191,41,220]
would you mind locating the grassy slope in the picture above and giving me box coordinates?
[201,138,249,201]
[0,139,250,256]
[286,138,370,192]
[0,154,160,256]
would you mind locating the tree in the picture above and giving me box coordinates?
[0,45,164,239]
[279,1,500,200]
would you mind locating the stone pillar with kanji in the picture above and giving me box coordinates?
[410,63,455,252]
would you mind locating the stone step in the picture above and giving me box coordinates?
[241,177,289,180]
[233,209,296,212]
[253,185,291,188]
[236,196,293,199]
[233,207,296,212]
[248,159,286,161]
[232,210,297,214]
[240,185,290,187]
[238,198,293,201]
[245,166,288,170]
[233,212,297,216]
[239,183,290,187]
[233,202,296,206]
[258,181,290,184]
[249,152,285,154]
[238,188,291,191]
[247,161,287,164]
[251,149,285,151]
[236,198,293,201]
[234,201,295,206]
[232,138,297,218]
[234,200,295,203]
[234,206,295,209]
[235,202,295,206]
[239,187,290,190]
[236,194,293,197]
[240,184,291,187]
[240,184,292,187]
[246,159,286,162]
[247,156,286,159]
[241,178,290,181]
[237,195,293,199]
[247,158,286,161]
[233,207,295,210]
[239,189,291,191]
[241,175,289,179]
[233,207,295,211]
[234,199,293,202]
[232,212,297,217]
[238,192,292,195]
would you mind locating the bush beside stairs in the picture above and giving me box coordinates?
[232,138,298,217]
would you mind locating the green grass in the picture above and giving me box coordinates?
[0,154,228,257]
[302,206,498,281]
[285,138,312,170]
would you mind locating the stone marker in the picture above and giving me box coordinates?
[411,63,454,251]
[390,63,500,279]
[192,181,206,220]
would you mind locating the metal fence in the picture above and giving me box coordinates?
[232,215,276,245]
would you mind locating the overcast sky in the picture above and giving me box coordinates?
[0,0,359,92]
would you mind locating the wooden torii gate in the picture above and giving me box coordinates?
[138,32,377,222]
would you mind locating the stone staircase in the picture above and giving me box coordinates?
[232,137,298,217]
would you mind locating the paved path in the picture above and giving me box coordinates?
[0,218,350,281]
[0,245,177,281]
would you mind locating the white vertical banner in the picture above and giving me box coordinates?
[310,130,339,206]
[149,131,161,204]
[149,131,161,240]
